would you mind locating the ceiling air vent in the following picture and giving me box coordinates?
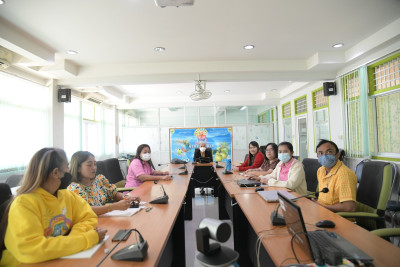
[87,97,103,105]
[155,0,194,8]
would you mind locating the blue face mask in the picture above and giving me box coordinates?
[318,154,337,168]
[278,153,291,163]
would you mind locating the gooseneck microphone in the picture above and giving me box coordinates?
[149,183,169,204]
[270,188,329,226]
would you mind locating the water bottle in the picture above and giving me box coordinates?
[226,160,231,171]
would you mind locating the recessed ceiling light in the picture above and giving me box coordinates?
[224,90,230,93]
[176,90,183,95]
[243,45,255,50]
[332,43,344,48]
[154,47,165,52]
[66,50,78,55]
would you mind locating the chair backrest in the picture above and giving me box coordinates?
[243,154,248,162]
[103,158,124,184]
[302,158,321,192]
[259,146,267,159]
[96,160,108,177]
[357,161,393,214]
[355,159,371,183]
[5,174,24,188]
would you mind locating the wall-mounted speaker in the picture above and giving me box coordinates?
[58,88,71,102]
[323,82,336,96]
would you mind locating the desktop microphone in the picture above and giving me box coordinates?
[149,184,169,204]
[270,188,329,226]
[179,163,188,175]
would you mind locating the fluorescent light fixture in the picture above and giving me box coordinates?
[66,50,78,55]
[240,106,247,110]
[243,45,254,50]
[332,43,344,48]
[154,47,165,52]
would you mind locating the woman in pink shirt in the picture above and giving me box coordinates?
[250,142,307,195]
[125,144,171,188]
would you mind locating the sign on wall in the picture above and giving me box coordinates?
[169,127,233,163]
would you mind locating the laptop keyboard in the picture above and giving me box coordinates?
[308,231,346,259]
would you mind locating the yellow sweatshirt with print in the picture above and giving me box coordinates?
[1,187,99,266]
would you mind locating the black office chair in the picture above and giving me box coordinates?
[0,183,13,257]
[243,154,248,162]
[302,158,321,193]
[5,174,24,188]
[96,160,108,177]
[190,164,218,197]
[259,145,267,160]
[103,158,126,188]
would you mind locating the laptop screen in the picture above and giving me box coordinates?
[278,192,313,260]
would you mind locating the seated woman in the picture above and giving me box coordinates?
[125,144,170,188]
[245,143,280,176]
[249,142,307,195]
[67,151,140,216]
[193,142,213,162]
[0,148,106,266]
[233,141,265,172]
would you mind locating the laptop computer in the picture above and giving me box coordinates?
[258,190,296,203]
[277,192,373,265]
[236,179,261,187]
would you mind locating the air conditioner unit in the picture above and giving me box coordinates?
[0,58,10,70]
[0,47,12,70]
[155,0,194,8]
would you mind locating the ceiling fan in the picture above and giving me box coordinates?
[190,80,212,101]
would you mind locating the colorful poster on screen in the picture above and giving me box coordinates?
[169,127,233,163]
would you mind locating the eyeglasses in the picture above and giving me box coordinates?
[266,149,274,153]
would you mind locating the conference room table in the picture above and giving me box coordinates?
[216,166,400,267]
[20,163,190,267]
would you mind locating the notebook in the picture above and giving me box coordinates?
[236,179,261,187]
[277,192,373,264]
[257,190,296,202]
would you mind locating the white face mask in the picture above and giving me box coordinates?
[141,153,151,161]
[200,147,206,152]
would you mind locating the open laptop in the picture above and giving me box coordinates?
[258,190,296,203]
[236,179,261,187]
[277,192,373,265]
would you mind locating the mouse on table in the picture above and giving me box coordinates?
[316,220,335,228]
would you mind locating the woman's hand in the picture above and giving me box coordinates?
[96,228,107,243]
[112,199,130,211]
[248,175,261,181]
[124,195,141,203]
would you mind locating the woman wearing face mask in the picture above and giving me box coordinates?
[0,148,106,266]
[193,142,213,162]
[125,144,170,188]
[67,151,140,216]
[254,142,307,195]
[233,141,265,172]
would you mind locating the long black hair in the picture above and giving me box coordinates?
[248,141,260,166]
[135,144,155,169]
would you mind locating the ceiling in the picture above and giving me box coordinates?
[1,0,400,109]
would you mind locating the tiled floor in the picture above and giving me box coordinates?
[185,188,235,267]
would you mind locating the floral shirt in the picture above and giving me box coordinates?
[67,174,117,206]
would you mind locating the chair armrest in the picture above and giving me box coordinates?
[371,228,400,238]
[337,212,383,220]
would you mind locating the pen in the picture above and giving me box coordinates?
[146,206,153,212]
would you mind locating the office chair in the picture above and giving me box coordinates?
[243,154,248,162]
[103,158,128,189]
[191,165,218,197]
[355,159,371,183]
[386,163,399,227]
[371,227,400,246]
[96,160,108,177]
[338,161,393,231]
[0,183,13,257]
[5,174,24,188]
[302,158,321,193]
[259,145,267,159]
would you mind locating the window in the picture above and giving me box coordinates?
[295,96,307,115]
[312,88,330,147]
[343,70,362,158]
[282,102,292,142]
[64,97,82,159]
[0,72,51,180]
[367,52,400,158]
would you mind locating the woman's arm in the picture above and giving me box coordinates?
[268,161,305,190]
